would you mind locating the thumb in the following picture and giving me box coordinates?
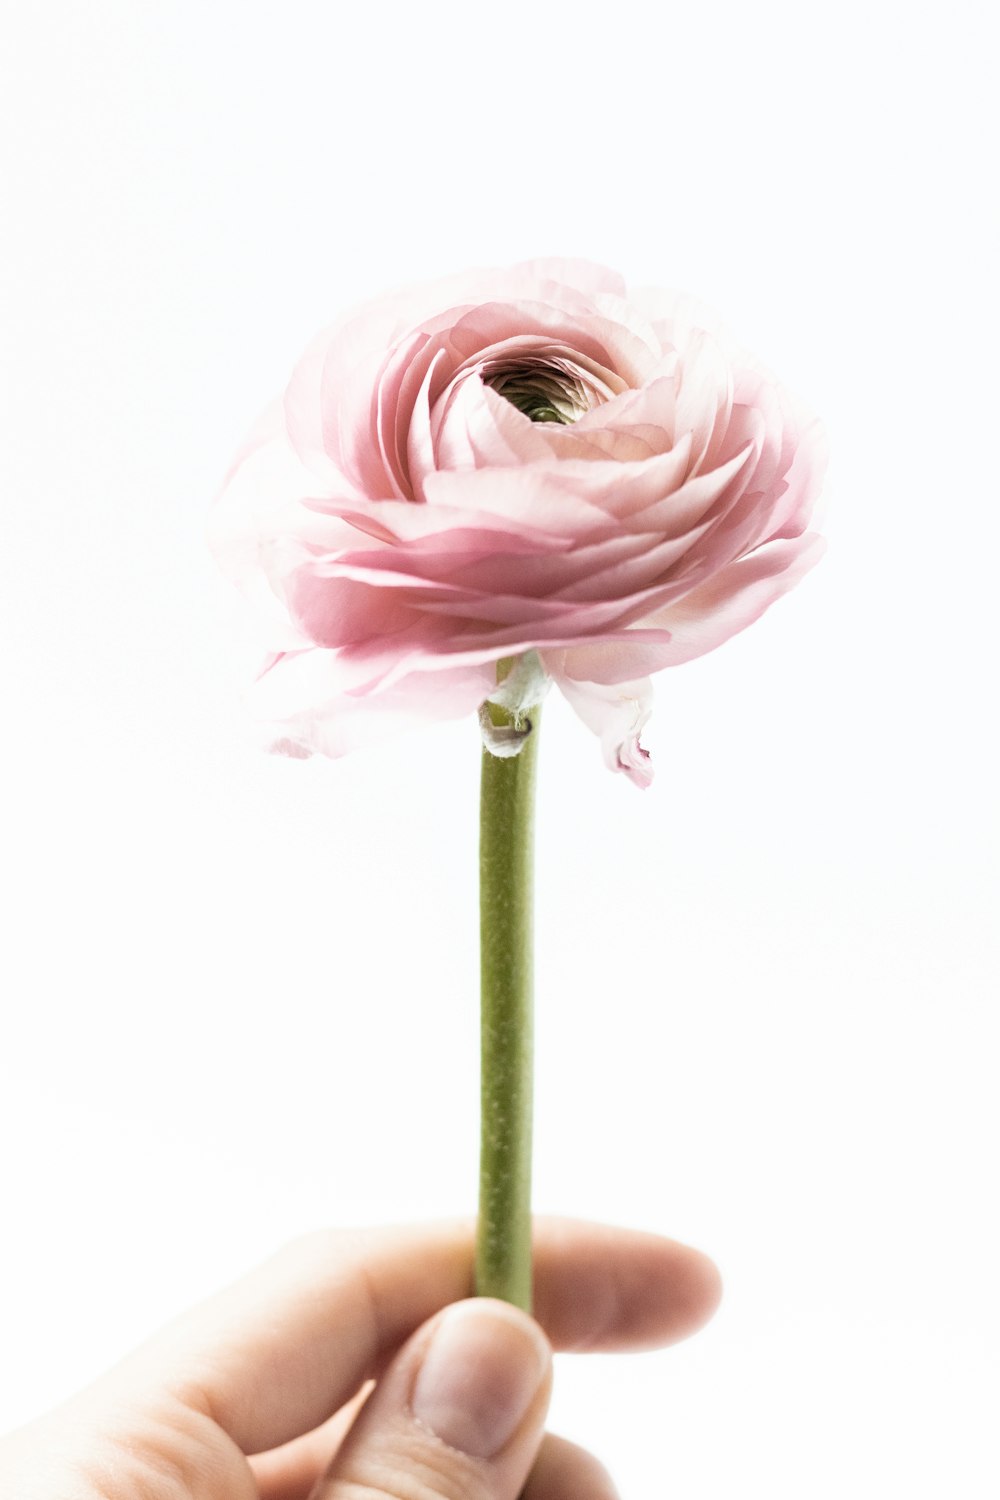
[310,1298,553,1500]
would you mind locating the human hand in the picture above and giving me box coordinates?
[0,1218,721,1499]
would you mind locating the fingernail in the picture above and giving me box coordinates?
[411,1299,550,1460]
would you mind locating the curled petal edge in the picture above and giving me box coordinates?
[554,673,655,789]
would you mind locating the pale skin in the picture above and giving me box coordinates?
[0,1218,722,1500]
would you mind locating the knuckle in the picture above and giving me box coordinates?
[77,1398,254,1500]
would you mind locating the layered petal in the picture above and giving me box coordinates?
[641,532,827,666]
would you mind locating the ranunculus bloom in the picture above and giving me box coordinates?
[211,258,825,785]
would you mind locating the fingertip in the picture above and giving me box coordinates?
[625,1231,723,1347]
[674,1243,724,1339]
[532,1218,723,1352]
[523,1432,621,1500]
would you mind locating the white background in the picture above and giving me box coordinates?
[1,1,997,1494]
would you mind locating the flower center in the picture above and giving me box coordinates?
[482,357,594,425]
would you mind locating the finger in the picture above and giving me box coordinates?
[523,1432,619,1500]
[311,1298,551,1500]
[532,1217,721,1353]
[116,1217,719,1456]
[251,1386,371,1500]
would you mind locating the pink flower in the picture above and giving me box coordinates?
[211,258,825,785]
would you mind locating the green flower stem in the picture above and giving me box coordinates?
[476,699,541,1313]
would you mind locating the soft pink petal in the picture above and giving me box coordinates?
[303,559,684,638]
[671,329,734,468]
[765,415,829,539]
[286,303,417,477]
[405,344,461,496]
[300,493,572,549]
[464,381,671,467]
[373,330,439,498]
[209,412,347,647]
[319,624,672,694]
[554,673,655,788]
[286,570,428,647]
[248,647,496,760]
[542,637,678,686]
[420,464,612,538]
[420,443,712,539]
[508,258,627,299]
[641,532,826,666]
[446,301,651,388]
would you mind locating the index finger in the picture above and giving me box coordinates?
[108,1216,721,1455]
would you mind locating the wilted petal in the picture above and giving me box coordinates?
[554,672,655,788]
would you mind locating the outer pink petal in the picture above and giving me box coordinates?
[285,304,411,478]
[542,637,678,686]
[589,291,664,361]
[672,330,735,468]
[507,258,627,299]
[766,414,829,539]
[642,532,826,666]
[208,406,346,647]
[625,286,732,355]
[247,647,495,760]
[554,672,655,788]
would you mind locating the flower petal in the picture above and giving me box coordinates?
[508,257,627,299]
[643,532,826,666]
[553,671,654,788]
[248,647,495,759]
